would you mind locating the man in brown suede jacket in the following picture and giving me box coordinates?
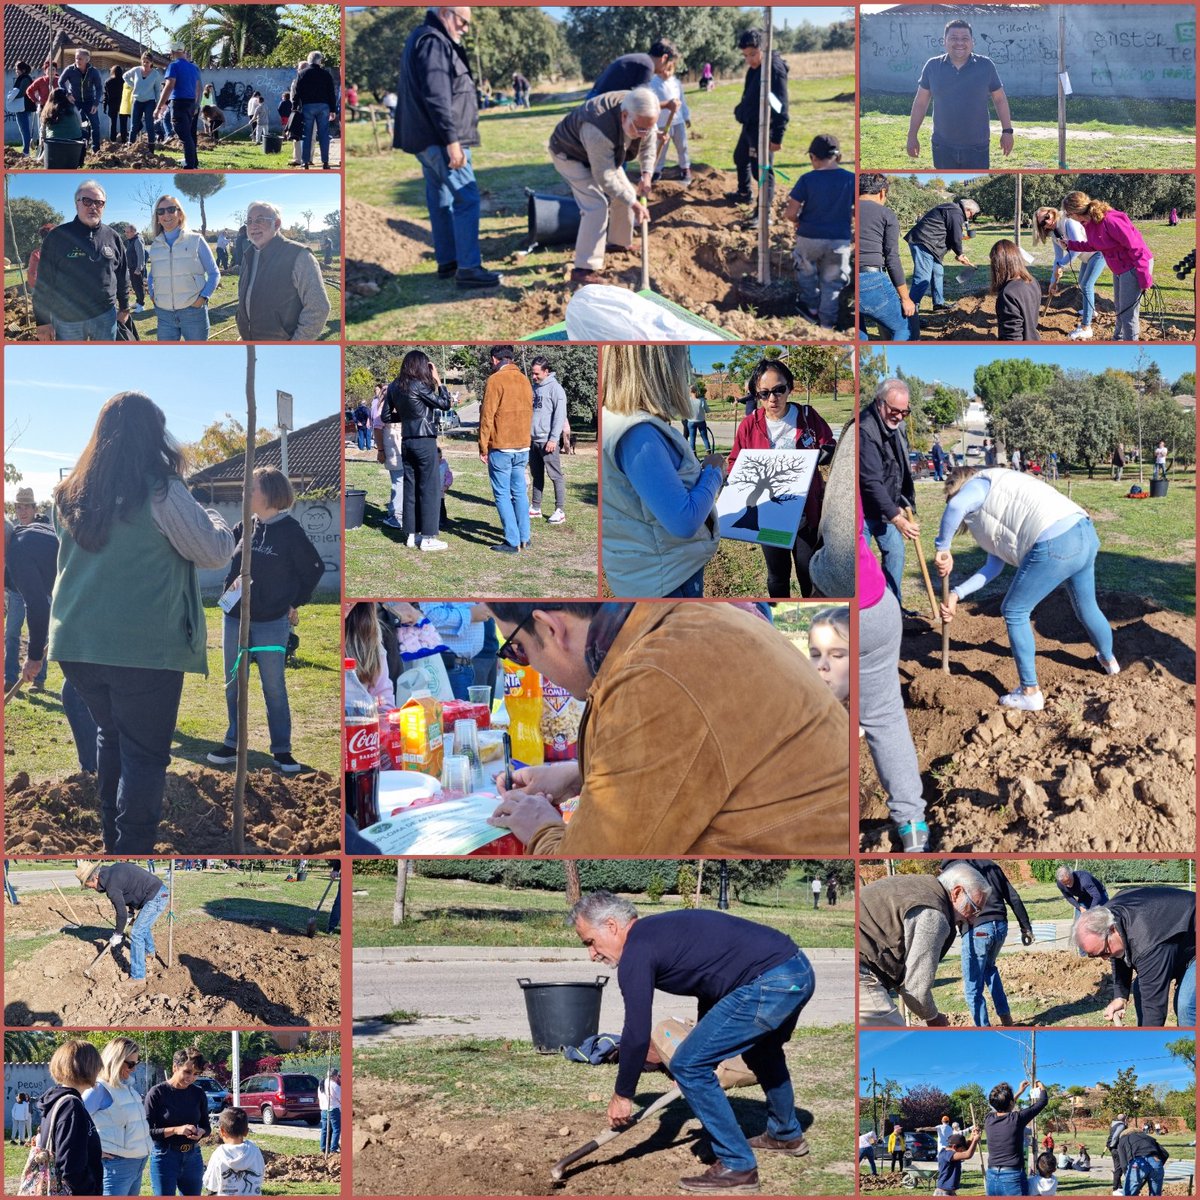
[485,601,848,854]
[478,345,535,554]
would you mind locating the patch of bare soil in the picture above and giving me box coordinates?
[4,765,340,855]
[860,592,1195,852]
[261,1149,340,1182]
[859,1172,907,1191]
[4,287,37,340]
[4,141,181,170]
[346,195,432,295]
[4,890,339,1027]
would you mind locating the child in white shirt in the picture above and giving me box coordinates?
[648,46,691,185]
[203,1107,264,1196]
[1034,1150,1058,1194]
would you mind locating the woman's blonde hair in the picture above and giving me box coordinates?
[99,1037,140,1087]
[49,1040,103,1091]
[151,194,188,238]
[345,602,384,691]
[944,465,980,501]
[1062,191,1112,224]
[601,344,692,422]
[1032,206,1059,245]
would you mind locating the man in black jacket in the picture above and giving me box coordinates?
[1113,1127,1169,1195]
[76,860,168,982]
[33,180,128,341]
[59,48,104,152]
[395,7,499,288]
[905,198,979,312]
[859,379,918,607]
[294,50,338,169]
[1073,886,1196,1027]
[729,28,788,205]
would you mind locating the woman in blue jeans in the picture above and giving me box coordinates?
[984,1080,1047,1194]
[1034,205,1107,341]
[146,194,219,342]
[145,1049,210,1196]
[935,467,1118,712]
[11,62,36,154]
[85,1037,152,1196]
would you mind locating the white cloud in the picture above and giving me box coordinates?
[5,379,109,393]
[11,448,77,463]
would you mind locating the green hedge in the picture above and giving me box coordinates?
[1030,860,1192,884]
[414,859,684,892]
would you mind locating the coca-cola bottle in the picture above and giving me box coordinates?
[344,657,380,829]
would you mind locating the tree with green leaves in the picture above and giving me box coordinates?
[949,1083,991,1129]
[323,210,341,245]
[345,366,376,405]
[262,4,341,70]
[183,413,274,469]
[973,359,1060,451]
[4,197,64,267]
[172,173,226,238]
[168,4,288,67]
[1166,1037,1195,1069]
[1170,371,1194,396]
[857,347,889,395]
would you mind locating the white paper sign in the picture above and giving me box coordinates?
[1058,72,1072,95]
[715,449,818,548]
[361,792,506,855]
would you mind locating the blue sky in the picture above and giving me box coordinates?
[879,346,1197,394]
[70,5,318,54]
[860,1030,1195,1093]
[4,345,339,505]
[542,7,849,28]
[6,173,339,236]
[690,345,782,374]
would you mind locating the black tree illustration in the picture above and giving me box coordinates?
[730,455,813,532]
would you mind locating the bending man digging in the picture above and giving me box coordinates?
[76,860,168,986]
[571,890,814,1195]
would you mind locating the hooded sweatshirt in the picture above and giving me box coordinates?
[203,1139,266,1195]
[37,1086,102,1196]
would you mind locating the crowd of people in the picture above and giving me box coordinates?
[24,181,331,342]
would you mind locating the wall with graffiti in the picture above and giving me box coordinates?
[861,4,1196,99]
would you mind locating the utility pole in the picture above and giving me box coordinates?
[1029,1030,1038,1173]
[873,1068,880,1134]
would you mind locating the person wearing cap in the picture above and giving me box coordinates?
[155,44,202,169]
[782,134,853,331]
[5,487,47,690]
[904,197,979,314]
[76,861,168,983]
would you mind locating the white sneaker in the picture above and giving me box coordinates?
[1068,326,1094,340]
[133,303,144,313]
[527,506,541,517]
[1097,652,1121,675]
[999,689,1045,711]
[405,534,417,548]
[419,537,448,552]
[547,509,566,524]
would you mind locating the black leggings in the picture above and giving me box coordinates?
[401,436,441,539]
[762,525,819,598]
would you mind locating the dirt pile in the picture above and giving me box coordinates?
[861,593,1195,852]
[3,288,37,340]
[998,953,1110,1002]
[4,766,340,854]
[859,1172,907,1191]
[261,1149,340,1182]
[4,890,339,1027]
[4,141,181,170]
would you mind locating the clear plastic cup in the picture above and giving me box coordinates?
[468,685,492,708]
[441,754,472,796]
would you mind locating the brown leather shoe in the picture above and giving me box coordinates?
[748,1133,810,1157]
[679,1163,760,1194]
[570,268,609,285]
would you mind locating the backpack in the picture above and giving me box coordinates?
[17,1095,75,1195]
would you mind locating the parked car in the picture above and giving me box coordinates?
[239,1072,321,1125]
[194,1076,230,1115]
[905,1131,939,1161]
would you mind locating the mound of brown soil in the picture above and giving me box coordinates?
[261,1149,340,1182]
[860,1172,907,1191]
[4,141,180,170]
[860,593,1195,852]
[4,765,340,855]
[3,287,37,340]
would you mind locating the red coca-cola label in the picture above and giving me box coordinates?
[345,719,380,772]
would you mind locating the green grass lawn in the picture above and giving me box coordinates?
[345,55,855,340]
[2,597,342,779]
[351,868,855,949]
[344,440,599,598]
[900,474,1196,616]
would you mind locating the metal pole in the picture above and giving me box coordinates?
[232,348,257,854]
[232,1030,241,1106]
[280,426,289,478]
[1014,173,1022,249]
[756,8,773,284]
[1057,8,1067,169]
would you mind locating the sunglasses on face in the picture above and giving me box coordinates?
[78,197,105,209]
[247,215,274,225]
[156,206,178,216]
[755,384,790,401]
[882,401,910,418]
[497,606,564,667]
[124,1059,139,1068]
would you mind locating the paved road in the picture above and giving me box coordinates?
[241,1120,321,1142]
[8,868,89,893]
[352,949,854,1045]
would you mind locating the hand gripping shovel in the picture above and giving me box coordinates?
[550,1084,681,1182]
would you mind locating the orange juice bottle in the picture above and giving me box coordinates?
[501,658,544,765]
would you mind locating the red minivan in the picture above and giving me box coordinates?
[237,1072,321,1125]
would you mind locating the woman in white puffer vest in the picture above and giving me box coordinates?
[83,1035,153,1196]
[146,193,219,342]
[933,466,1119,712]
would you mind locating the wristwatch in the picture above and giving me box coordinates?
[1001,127,1014,134]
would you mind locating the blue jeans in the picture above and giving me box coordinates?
[83,104,101,149]
[327,881,341,932]
[858,271,912,341]
[864,516,907,603]
[51,306,118,341]
[487,449,531,548]
[931,138,989,170]
[150,1144,203,1196]
[684,420,713,455]
[301,101,331,165]
[1125,1157,1165,1195]
[15,110,33,154]
[1131,958,1194,1026]
[909,243,945,307]
[669,953,813,1172]
[356,426,372,450]
[665,565,706,598]
[794,235,852,328]
[222,614,292,753]
[154,304,210,342]
[859,1146,877,1175]
[1001,519,1112,689]
[62,678,99,773]
[1076,253,1106,327]
[102,1153,147,1195]
[985,1166,1028,1195]
[127,885,168,979]
[962,919,1011,1025]
[387,467,403,521]
[131,99,156,147]
[416,143,482,270]
[5,589,46,687]
[321,1107,342,1152]
[172,97,197,167]
[58,660,185,853]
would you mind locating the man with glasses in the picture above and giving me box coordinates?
[549,87,658,285]
[33,180,128,342]
[235,201,331,341]
[729,28,789,206]
[859,862,991,1026]
[75,860,168,983]
[1073,887,1196,1027]
[907,19,1014,170]
[859,378,919,608]
[395,6,500,289]
[484,601,848,854]
[59,48,104,153]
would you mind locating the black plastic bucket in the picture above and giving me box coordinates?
[518,975,607,1053]
[263,133,282,155]
[43,139,86,169]
[344,488,367,529]
[1150,477,1169,498]
[526,190,581,246]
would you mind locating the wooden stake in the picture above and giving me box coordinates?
[639,220,650,292]
[904,507,938,620]
[167,861,175,968]
[232,348,257,854]
[53,882,83,926]
[941,576,951,675]
[756,8,774,285]
[368,107,381,155]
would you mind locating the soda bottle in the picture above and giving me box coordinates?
[501,657,543,765]
[344,657,380,829]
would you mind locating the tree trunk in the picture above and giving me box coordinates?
[564,860,581,908]
[694,860,704,906]
[393,860,411,925]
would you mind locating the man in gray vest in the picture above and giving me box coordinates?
[548,87,659,285]
[236,201,331,341]
[859,862,990,1026]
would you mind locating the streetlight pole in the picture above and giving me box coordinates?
[718,861,730,910]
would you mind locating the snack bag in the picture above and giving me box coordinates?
[542,680,584,762]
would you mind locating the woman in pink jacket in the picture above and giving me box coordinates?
[1060,191,1153,341]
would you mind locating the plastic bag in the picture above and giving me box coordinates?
[565,284,727,342]
[395,656,454,704]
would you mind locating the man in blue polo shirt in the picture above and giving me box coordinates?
[906,19,1015,170]
[571,890,814,1195]
[155,43,202,169]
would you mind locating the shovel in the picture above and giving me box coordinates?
[639,219,650,292]
[53,883,83,928]
[941,576,951,675]
[4,679,24,706]
[904,507,939,621]
[82,935,116,980]
[306,878,336,937]
[550,1084,681,1182]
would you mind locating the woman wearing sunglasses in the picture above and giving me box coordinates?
[84,1038,153,1196]
[728,358,836,597]
[146,194,219,342]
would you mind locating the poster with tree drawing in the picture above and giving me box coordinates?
[715,450,818,547]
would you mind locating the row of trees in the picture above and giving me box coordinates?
[700,345,854,408]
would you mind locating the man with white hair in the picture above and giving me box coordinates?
[33,180,128,341]
[293,49,338,169]
[59,48,104,152]
[1072,887,1195,1027]
[570,890,815,1194]
[395,7,500,289]
[155,43,202,168]
[859,863,991,1026]
[904,197,979,314]
[235,201,331,341]
[548,87,658,285]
